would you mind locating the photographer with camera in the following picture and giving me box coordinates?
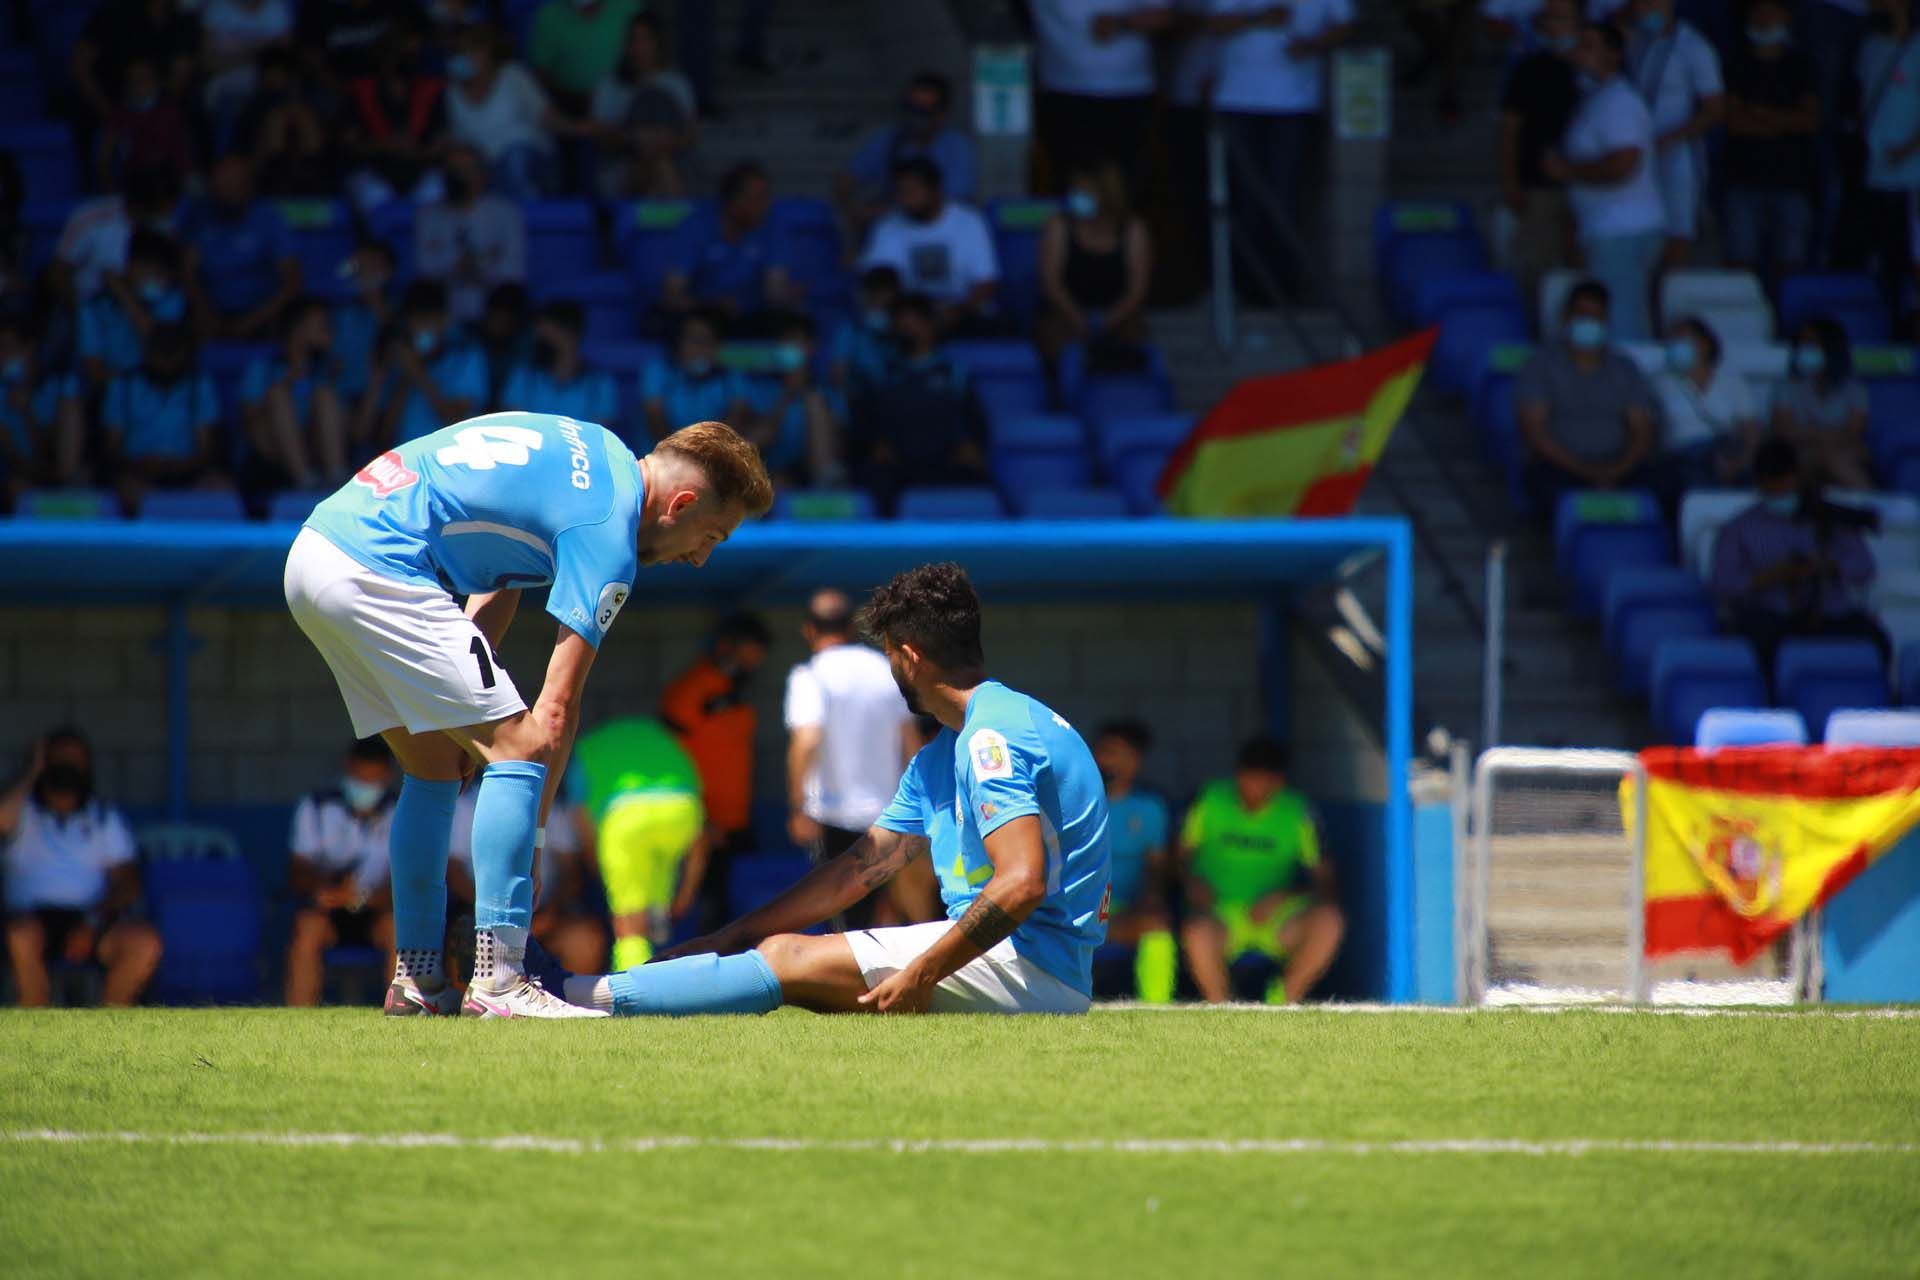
[1709,437,1889,691]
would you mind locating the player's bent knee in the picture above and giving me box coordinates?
[5,916,44,952]
[754,933,815,982]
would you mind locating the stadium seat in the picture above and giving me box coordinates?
[1014,486,1131,519]
[896,486,1004,520]
[995,449,1093,498]
[533,272,641,343]
[266,491,329,524]
[987,198,1058,323]
[0,121,75,202]
[141,851,262,1005]
[1113,449,1170,514]
[1778,273,1885,341]
[1380,218,1488,325]
[1073,373,1175,426]
[1554,490,1669,617]
[945,339,1045,378]
[770,196,849,312]
[989,412,1083,453]
[1658,269,1774,342]
[770,490,878,522]
[1901,643,1920,704]
[1092,413,1194,471]
[1775,638,1891,740]
[581,338,667,377]
[620,198,706,300]
[1694,707,1809,749]
[16,489,118,520]
[276,199,355,284]
[726,850,813,917]
[525,200,601,278]
[1371,198,1477,267]
[1824,708,1920,747]
[1678,489,1757,579]
[1651,636,1768,745]
[1408,270,1524,328]
[974,371,1051,423]
[1866,380,1920,472]
[1604,567,1716,696]
[0,50,44,122]
[1431,303,1530,396]
[138,491,248,522]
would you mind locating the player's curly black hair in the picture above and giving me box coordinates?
[858,562,984,672]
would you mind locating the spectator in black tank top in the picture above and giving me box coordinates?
[1721,0,1819,285]
[1497,0,1581,310]
[1037,162,1152,373]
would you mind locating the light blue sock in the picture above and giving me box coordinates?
[607,951,784,1017]
[471,760,546,931]
[390,775,459,953]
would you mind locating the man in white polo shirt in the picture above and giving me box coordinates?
[785,588,924,925]
[1625,0,1724,269]
[1546,22,1667,340]
[1031,0,1173,190]
[860,156,1001,335]
[284,737,399,1006]
[1,729,162,1006]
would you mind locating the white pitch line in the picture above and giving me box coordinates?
[1093,1003,1920,1019]
[5,1130,1915,1158]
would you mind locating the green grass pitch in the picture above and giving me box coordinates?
[2,1007,1917,1278]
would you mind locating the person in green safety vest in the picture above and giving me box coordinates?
[1178,735,1344,1004]
[568,715,707,970]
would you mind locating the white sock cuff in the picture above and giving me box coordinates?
[563,974,617,1013]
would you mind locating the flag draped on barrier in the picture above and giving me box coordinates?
[1158,329,1437,517]
[1629,747,1920,962]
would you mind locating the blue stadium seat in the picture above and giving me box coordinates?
[620,198,707,300]
[896,486,1005,520]
[945,338,1044,378]
[1554,490,1669,617]
[1775,638,1890,739]
[995,449,1092,497]
[974,370,1051,422]
[987,198,1058,322]
[1409,270,1524,328]
[525,200,601,278]
[1605,566,1715,696]
[139,491,247,521]
[770,196,849,312]
[201,340,275,426]
[1902,643,1920,704]
[1431,303,1530,396]
[1866,380,1920,472]
[0,122,75,202]
[1056,340,1171,410]
[726,851,812,917]
[1652,637,1767,745]
[16,489,118,520]
[142,854,262,1005]
[1014,486,1131,519]
[770,489,878,522]
[276,199,355,285]
[534,272,641,343]
[1091,412,1194,471]
[1073,373,1175,427]
[1892,453,1920,498]
[1385,236,1490,326]
[1113,449,1170,514]
[1371,199,1478,268]
[1778,273,1884,340]
[1695,707,1809,749]
[363,199,416,278]
[266,490,329,523]
[1825,708,1920,746]
[581,338,667,377]
[989,412,1083,452]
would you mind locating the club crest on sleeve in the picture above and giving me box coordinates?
[352,450,418,498]
[980,800,1000,822]
[595,582,630,631]
[970,729,1012,782]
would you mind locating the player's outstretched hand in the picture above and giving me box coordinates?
[857,967,934,1014]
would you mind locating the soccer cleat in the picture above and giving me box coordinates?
[384,980,462,1017]
[462,977,609,1019]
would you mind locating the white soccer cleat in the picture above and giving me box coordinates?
[462,977,610,1019]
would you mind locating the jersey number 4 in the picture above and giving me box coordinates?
[436,424,544,470]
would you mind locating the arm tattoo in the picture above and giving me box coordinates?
[850,831,928,890]
[956,894,1020,952]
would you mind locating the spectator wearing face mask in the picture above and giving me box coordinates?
[860,156,1000,336]
[284,738,399,1007]
[1542,24,1666,340]
[1037,160,1151,370]
[503,300,620,427]
[472,282,533,408]
[744,313,846,487]
[239,295,348,494]
[1722,0,1819,282]
[232,45,333,198]
[1772,316,1873,489]
[1514,278,1658,515]
[1497,0,1581,307]
[444,24,597,199]
[1623,0,1724,272]
[341,31,450,212]
[848,292,991,506]
[589,14,699,200]
[96,55,196,190]
[103,322,229,515]
[52,164,184,310]
[414,143,527,325]
[641,309,752,445]
[828,265,901,396]
[359,279,487,447]
[80,229,189,394]
[838,72,978,240]
[658,162,797,335]
[1649,314,1761,508]
[1,729,163,1008]
[177,152,305,341]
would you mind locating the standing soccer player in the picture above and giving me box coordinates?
[285,413,772,1018]
[552,561,1112,1016]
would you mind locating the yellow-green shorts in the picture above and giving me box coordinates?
[1215,897,1309,959]
[598,790,703,918]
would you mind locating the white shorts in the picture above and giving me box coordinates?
[844,920,1090,1015]
[284,527,528,739]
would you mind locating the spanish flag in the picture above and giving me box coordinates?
[1158,329,1437,517]
[1629,747,1920,962]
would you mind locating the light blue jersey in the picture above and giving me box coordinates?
[304,411,643,648]
[875,681,1110,993]
[1105,790,1169,911]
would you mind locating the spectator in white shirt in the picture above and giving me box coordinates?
[784,589,931,926]
[1030,0,1172,192]
[51,163,182,308]
[444,23,590,198]
[1650,313,1761,511]
[1,729,161,1007]
[1208,0,1357,297]
[284,738,397,1007]
[1625,0,1724,268]
[414,143,527,324]
[1543,23,1667,339]
[200,0,294,121]
[860,155,1000,336]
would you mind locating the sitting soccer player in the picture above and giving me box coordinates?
[551,561,1111,1015]
[285,738,399,1007]
[1090,719,1176,1003]
[1179,736,1344,1005]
